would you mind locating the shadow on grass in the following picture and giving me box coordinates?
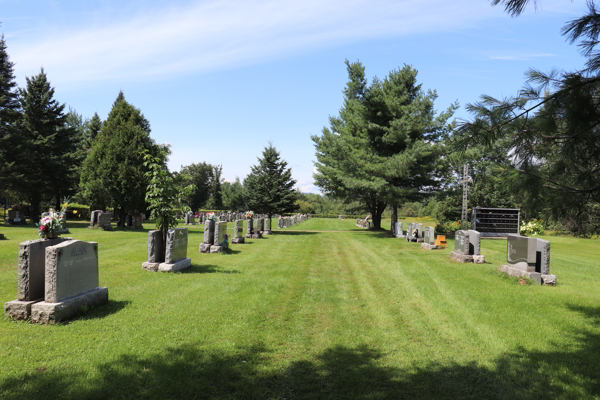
[61,300,131,325]
[2,306,600,399]
[182,264,241,274]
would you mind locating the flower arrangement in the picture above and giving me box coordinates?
[245,211,254,219]
[206,212,219,221]
[37,215,63,239]
[520,219,545,236]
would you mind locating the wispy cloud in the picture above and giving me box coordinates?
[9,0,495,86]
[488,53,557,61]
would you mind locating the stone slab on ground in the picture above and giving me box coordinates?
[30,287,108,324]
[261,230,271,235]
[199,243,211,253]
[473,255,485,264]
[252,233,262,239]
[499,265,542,284]
[4,299,41,320]
[158,258,192,272]
[232,237,245,244]
[210,245,223,253]
[542,274,557,286]
[141,262,161,272]
[451,251,474,263]
[420,243,441,250]
[245,234,253,238]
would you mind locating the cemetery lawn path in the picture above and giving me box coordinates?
[1,220,599,399]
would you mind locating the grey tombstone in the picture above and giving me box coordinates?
[467,230,481,256]
[246,218,254,237]
[257,218,264,232]
[204,220,215,244]
[232,220,245,244]
[214,222,228,247]
[28,239,108,324]
[165,228,188,264]
[501,234,554,284]
[98,212,112,229]
[280,218,284,228]
[44,240,99,303]
[455,230,470,254]
[147,230,164,263]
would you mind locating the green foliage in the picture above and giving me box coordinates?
[435,220,471,234]
[0,33,21,194]
[177,162,214,210]
[143,150,194,258]
[80,91,160,225]
[520,219,545,236]
[206,165,224,210]
[222,177,246,211]
[313,61,457,229]
[244,144,298,220]
[12,69,78,222]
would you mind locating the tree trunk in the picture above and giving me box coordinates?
[119,208,126,228]
[54,192,61,211]
[391,204,397,232]
[370,201,386,229]
[30,192,41,223]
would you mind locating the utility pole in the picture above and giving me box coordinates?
[459,163,471,229]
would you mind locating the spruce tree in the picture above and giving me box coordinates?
[17,69,75,221]
[80,91,160,226]
[0,33,22,195]
[244,144,298,227]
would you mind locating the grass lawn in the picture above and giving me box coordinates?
[1,219,599,399]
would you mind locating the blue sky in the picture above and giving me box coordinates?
[1,0,589,193]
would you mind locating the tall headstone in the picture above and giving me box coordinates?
[165,228,189,264]
[500,235,554,284]
[451,230,484,263]
[200,220,216,252]
[246,218,254,238]
[210,222,228,253]
[5,239,109,324]
[232,220,245,244]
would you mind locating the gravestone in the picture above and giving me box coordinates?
[500,235,554,284]
[395,222,405,238]
[245,218,254,238]
[421,226,440,250]
[451,230,484,263]
[210,222,228,253]
[97,212,112,229]
[4,237,72,320]
[232,220,245,244]
[8,209,26,225]
[263,218,271,235]
[6,239,110,324]
[200,220,216,252]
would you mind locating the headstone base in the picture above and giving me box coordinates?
[245,233,253,238]
[417,238,424,243]
[199,243,212,253]
[261,230,271,235]
[30,287,108,324]
[4,299,41,320]
[232,237,245,244]
[395,234,406,239]
[420,243,440,250]
[141,262,161,272]
[209,245,223,253]
[158,258,192,272]
[451,251,474,263]
[252,233,262,239]
[541,274,557,286]
[499,265,542,284]
[472,255,485,264]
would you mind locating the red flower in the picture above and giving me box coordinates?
[40,225,49,232]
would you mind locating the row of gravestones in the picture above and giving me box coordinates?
[278,214,308,228]
[4,237,108,324]
[394,222,556,285]
[89,210,143,230]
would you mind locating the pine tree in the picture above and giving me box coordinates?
[244,144,298,227]
[312,61,456,229]
[0,33,22,195]
[17,69,76,221]
[80,92,160,226]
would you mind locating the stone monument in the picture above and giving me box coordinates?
[420,226,440,250]
[499,235,555,285]
[200,219,216,253]
[232,220,245,244]
[142,228,191,272]
[451,230,484,263]
[210,222,228,253]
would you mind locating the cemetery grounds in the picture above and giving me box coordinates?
[1,218,599,399]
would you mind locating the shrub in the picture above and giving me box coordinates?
[435,220,472,233]
[520,219,545,236]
